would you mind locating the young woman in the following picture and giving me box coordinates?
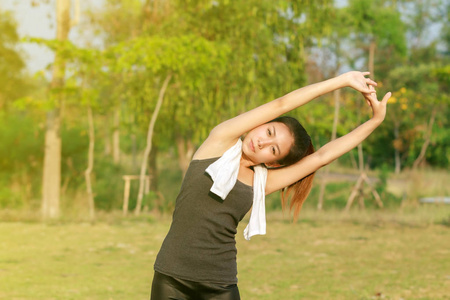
[151,71,391,300]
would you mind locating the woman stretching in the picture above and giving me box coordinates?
[151,71,391,300]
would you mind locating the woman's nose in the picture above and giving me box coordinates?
[258,139,271,148]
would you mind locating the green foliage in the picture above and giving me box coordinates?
[103,33,231,151]
[92,157,124,210]
[108,35,227,74]
[0,10,33,109]
[0,11,24,72]
[0,112,43,208]
[307,182,355,209]
[341,0,407,78]
[346,0,407,50]
[386,63,450,168]
[433,64,450,93]
[60,124,89,187]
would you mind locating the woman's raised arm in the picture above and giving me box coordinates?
[265,86,391,195]
[195,72,377,159]
[212,72,375,141]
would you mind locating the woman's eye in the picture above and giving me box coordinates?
[267,129,272,136]
[272,147,276,155]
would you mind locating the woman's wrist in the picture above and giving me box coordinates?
[332,73,349,90]
[368,116,384,128]
[320,75,347,94]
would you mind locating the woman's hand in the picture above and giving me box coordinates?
[363,85,391,123]
[340,71,378,94]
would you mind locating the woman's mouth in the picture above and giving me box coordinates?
[250,140,255,152]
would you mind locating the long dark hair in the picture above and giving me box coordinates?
[270,116,316,221]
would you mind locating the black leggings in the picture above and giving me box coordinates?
[151,271,241,300]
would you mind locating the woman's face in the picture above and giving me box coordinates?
[242,122,294,166]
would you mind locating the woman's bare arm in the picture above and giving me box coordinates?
[265,87,391,194]
[194,71,377,159]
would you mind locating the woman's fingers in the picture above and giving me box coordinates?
[366,78,378,87]
[360,72,377,91]
[361,81,377,93]
[363,84,377,106]
[360,83,391,121]
[347,71,378,93]
[365,94,375,107]
[372,92,391,112]
[381,92,392,105]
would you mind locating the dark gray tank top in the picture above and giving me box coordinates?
[154,157,253,284]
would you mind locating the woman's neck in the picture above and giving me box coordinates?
[240,153,257,168]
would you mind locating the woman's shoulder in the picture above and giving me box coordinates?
[192,135,240,160]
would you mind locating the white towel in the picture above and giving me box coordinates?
[205,140,243,200]
[205,139,268,240]
[243,164,267,240]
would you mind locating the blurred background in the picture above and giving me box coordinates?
[0,0,449,220]
[1,1,450,299]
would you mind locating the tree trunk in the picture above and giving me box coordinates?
[368,40,376,79]
[113,107,120,164]
[42,110,62,219]
[147,144,158,192]
[42,0,72,219]
[345,175,364,211]
[176,137,195,176]
[357,144,364,171]
[346,64,367,212]
[345,44,387,211]
[412,108,437,169]
[356,94,365,173]
[132,133,137,172]
[104,119,111,157]
[84,106,95,220]
[135,74,172,215]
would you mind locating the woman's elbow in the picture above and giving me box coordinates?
[314,149,335,168]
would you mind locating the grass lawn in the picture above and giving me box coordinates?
[0,208,449,300]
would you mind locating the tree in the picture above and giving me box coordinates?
[335,0,406,180]
[135,74,172,215]
[155,0,334,173]
[388,63,448,169]
[75,48,104,220]
[310,1,407,208]
[308,5,351,210]
[42,0,78,219]
[103,34,230,214]
[382,0,449,171]
[0,10,36,208]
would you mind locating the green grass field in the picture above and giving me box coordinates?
[1,207,449,300]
